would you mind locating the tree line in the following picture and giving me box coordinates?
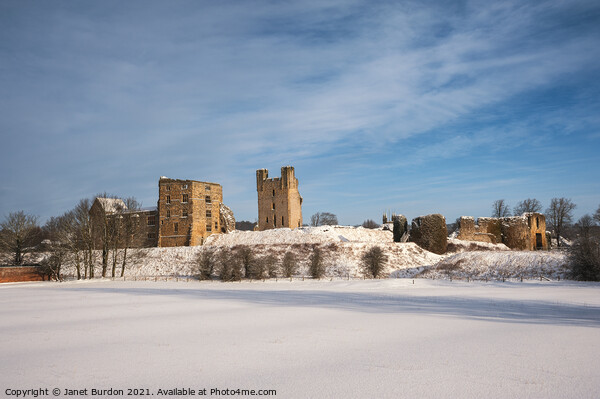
[195,244,389,281]
[0,195,145,281]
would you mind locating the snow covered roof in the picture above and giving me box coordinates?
[94,198,127,214]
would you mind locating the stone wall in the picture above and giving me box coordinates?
[392,214,408,243]
[501,216,530,250]
[458,217,498,244]
[409,214,447,255]
[525,213,548,250]
[478,218,502,243]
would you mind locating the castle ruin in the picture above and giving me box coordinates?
[457,212,548,250]
[256,166,303,231]
[157,177,233,247]
[90,177,235,248]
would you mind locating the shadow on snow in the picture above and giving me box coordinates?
[65,284,600,328]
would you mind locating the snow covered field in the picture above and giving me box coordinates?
[1,279,599,398]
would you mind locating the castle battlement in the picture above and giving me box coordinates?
[256,166,302,230]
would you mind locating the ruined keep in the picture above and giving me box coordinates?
[158,177,231,247]
[256,166,303,231]
[457,212,548,250]
[409,214,448,255]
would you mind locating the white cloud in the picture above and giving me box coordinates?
[0,0,598,222]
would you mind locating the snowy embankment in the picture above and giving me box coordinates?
[424,250,569,280]
[2,279,599,398]
[57,226,569,280]
[204,225,394,245]
[60,226,443,278]
[446,237,511,252]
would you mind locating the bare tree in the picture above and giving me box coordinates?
[569,221,600,281]
[115,197,143,277]
[0,211,41,265]
[42,212,78,281]
[594,204,600,224]
[575,214,595,239]
[362,219,380,229]
[545,197,576,247]
[492,200,511,218]
[110,213,122,278]
[263,254,279,278]
[310,213,321,226]
[196,249,216,280]
[513,198,542,215]
[73,199,95,279]
[218,248,242,281]
[217,248,234,281]
[251,254,278,279]
[310,212,338,226]
[309,246,325,279]
[90,194,125,278]
[281,251,297,278]
[234,245,255,278]
[250,255,266,279]
[361,246,388,278]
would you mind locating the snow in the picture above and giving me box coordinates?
[58,241,443,280]
[54,228,568,282]
[95,197,127,213]
[447,238,511,252]
[1,279,599,398]
[425,250,570,280]
[204,225,394,245]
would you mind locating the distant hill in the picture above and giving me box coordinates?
[235,220,257,231]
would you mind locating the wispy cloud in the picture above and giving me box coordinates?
[0,0,598,222]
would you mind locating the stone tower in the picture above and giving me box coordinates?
[157,177,224,247]
[256,166,303,231]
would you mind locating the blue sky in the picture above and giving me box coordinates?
[1,0,599,225]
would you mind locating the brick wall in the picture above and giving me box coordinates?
[0,266,48,283]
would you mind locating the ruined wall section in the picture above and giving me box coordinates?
[526,212,548,250]
[457,216,497,244]
[257,166,302,231]
[501,216,530,250]
[477,218,502,243]
[456,212,548,250]
[392,214,408,243]
[409,214,447,255]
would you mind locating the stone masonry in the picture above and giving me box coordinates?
[457,212,548,250]
[256,166,303,231]
[157,177,225,247]
[409,214,448,255]
[90,177,235,248]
